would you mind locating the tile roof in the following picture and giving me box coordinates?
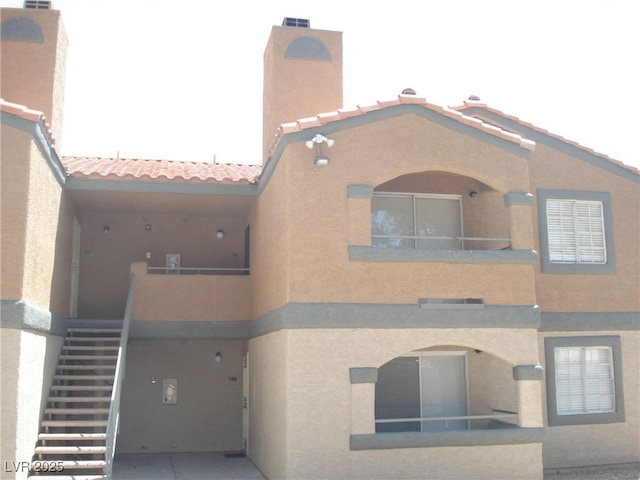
[452,100,640,175]
[61,157,262,184]
[1,98,55,146]
[267,94,537,157]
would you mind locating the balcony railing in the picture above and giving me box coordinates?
[375,409,518,431]
[147,267,249,275]
[372,234,511,250]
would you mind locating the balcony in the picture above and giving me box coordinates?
[347,172,537,265]
[130,262,251,322]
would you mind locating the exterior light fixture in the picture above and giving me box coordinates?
[215,352,223,363]
[145,224,152,231]
[216,229,225,239]
[305,134,334,165]
[103,225,110,234]
[469,191,478,198]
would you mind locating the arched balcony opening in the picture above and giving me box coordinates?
[372,171,511,251]
[375,345,518,433]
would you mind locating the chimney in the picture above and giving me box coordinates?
[1,2,67,145]
[262,17,343,162]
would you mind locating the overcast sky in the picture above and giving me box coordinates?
[2,0,638,169]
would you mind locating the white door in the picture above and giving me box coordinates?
[420,353,468,431]
[70,218,81,318]
[242,352,249,454]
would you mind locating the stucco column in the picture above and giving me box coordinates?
[347,185,373,246]
[504,192,534,250]
[349,367,377,434]
[513,364,544,428]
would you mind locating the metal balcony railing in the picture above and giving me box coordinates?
[147,267,250,275]
[372,234,511,250]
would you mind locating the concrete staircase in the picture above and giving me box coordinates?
[29,320,123,479]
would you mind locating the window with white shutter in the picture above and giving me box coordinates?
[537,190,615,274]
[546,199,606,264]
[545,336,625,426]
[554,347,615,415]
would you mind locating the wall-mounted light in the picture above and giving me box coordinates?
[103,225,110,234]
[216,229,225,239]
[151,376,157,384]
[145,224,152,231]
[305,134,334,165]
[469,191,478,198]
[215,352,223,363]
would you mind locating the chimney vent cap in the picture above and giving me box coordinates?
[24,0,52,9]
[282,17,310,28]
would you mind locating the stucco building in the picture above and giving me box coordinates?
[1,3,638,480]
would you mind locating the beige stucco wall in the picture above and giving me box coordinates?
[530,144,640,312]
[247,331,289,479]
[274,115,536,306]
[0,125,74,315]
[0,128,30,301]
[249,158,291,318]
[0,329,63,480]
[247,327,543,479]
[117,338,245,454]
[539,330,640,468]
[131,263,251,322]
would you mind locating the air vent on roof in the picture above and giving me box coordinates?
[282,17,310,28]
[24,0,52,9]
[401,88,417,95]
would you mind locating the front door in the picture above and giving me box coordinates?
[420,353,468,431]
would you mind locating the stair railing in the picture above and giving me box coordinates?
[104,273,135,478]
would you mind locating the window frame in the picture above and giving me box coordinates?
[537,190,616,274]
[544,336,625,426]
[371,192,464,250]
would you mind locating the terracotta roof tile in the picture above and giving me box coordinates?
[1,98,56,146]
[267,94,537,157]
[452,100,640,175]
[61,157,262,184]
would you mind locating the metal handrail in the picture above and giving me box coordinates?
[104,273,135,478]
[372,234,511,242]
[375,412,518,424]
[147,267,250,275]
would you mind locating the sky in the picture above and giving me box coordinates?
[2,0,639,169]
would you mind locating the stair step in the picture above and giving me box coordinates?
[31,459,106,469]
[42,420,107,427]
[59,355,117,361]
[51,386,112,392]
[66,336,120,342]
[45,408,110,415]
[62,346,119,351]
[34,445,107,455]
[27,476,106,480]
[48,397,111,403]
[54,375,115,381]
[38,433,107,441]
[38,432,107,441]
[56,365,116,371]
[68,328,122,333]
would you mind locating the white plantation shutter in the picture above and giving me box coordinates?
[546,199,606,264]
[555,347,615,415]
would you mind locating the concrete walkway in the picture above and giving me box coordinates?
[113,452,266,480]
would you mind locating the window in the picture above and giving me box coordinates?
[375,353,468,433]
[546,199,606,264]
[554,347,614,415]
[537,190,615,274]
[545,336,625,426]
[371,193,462,249]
